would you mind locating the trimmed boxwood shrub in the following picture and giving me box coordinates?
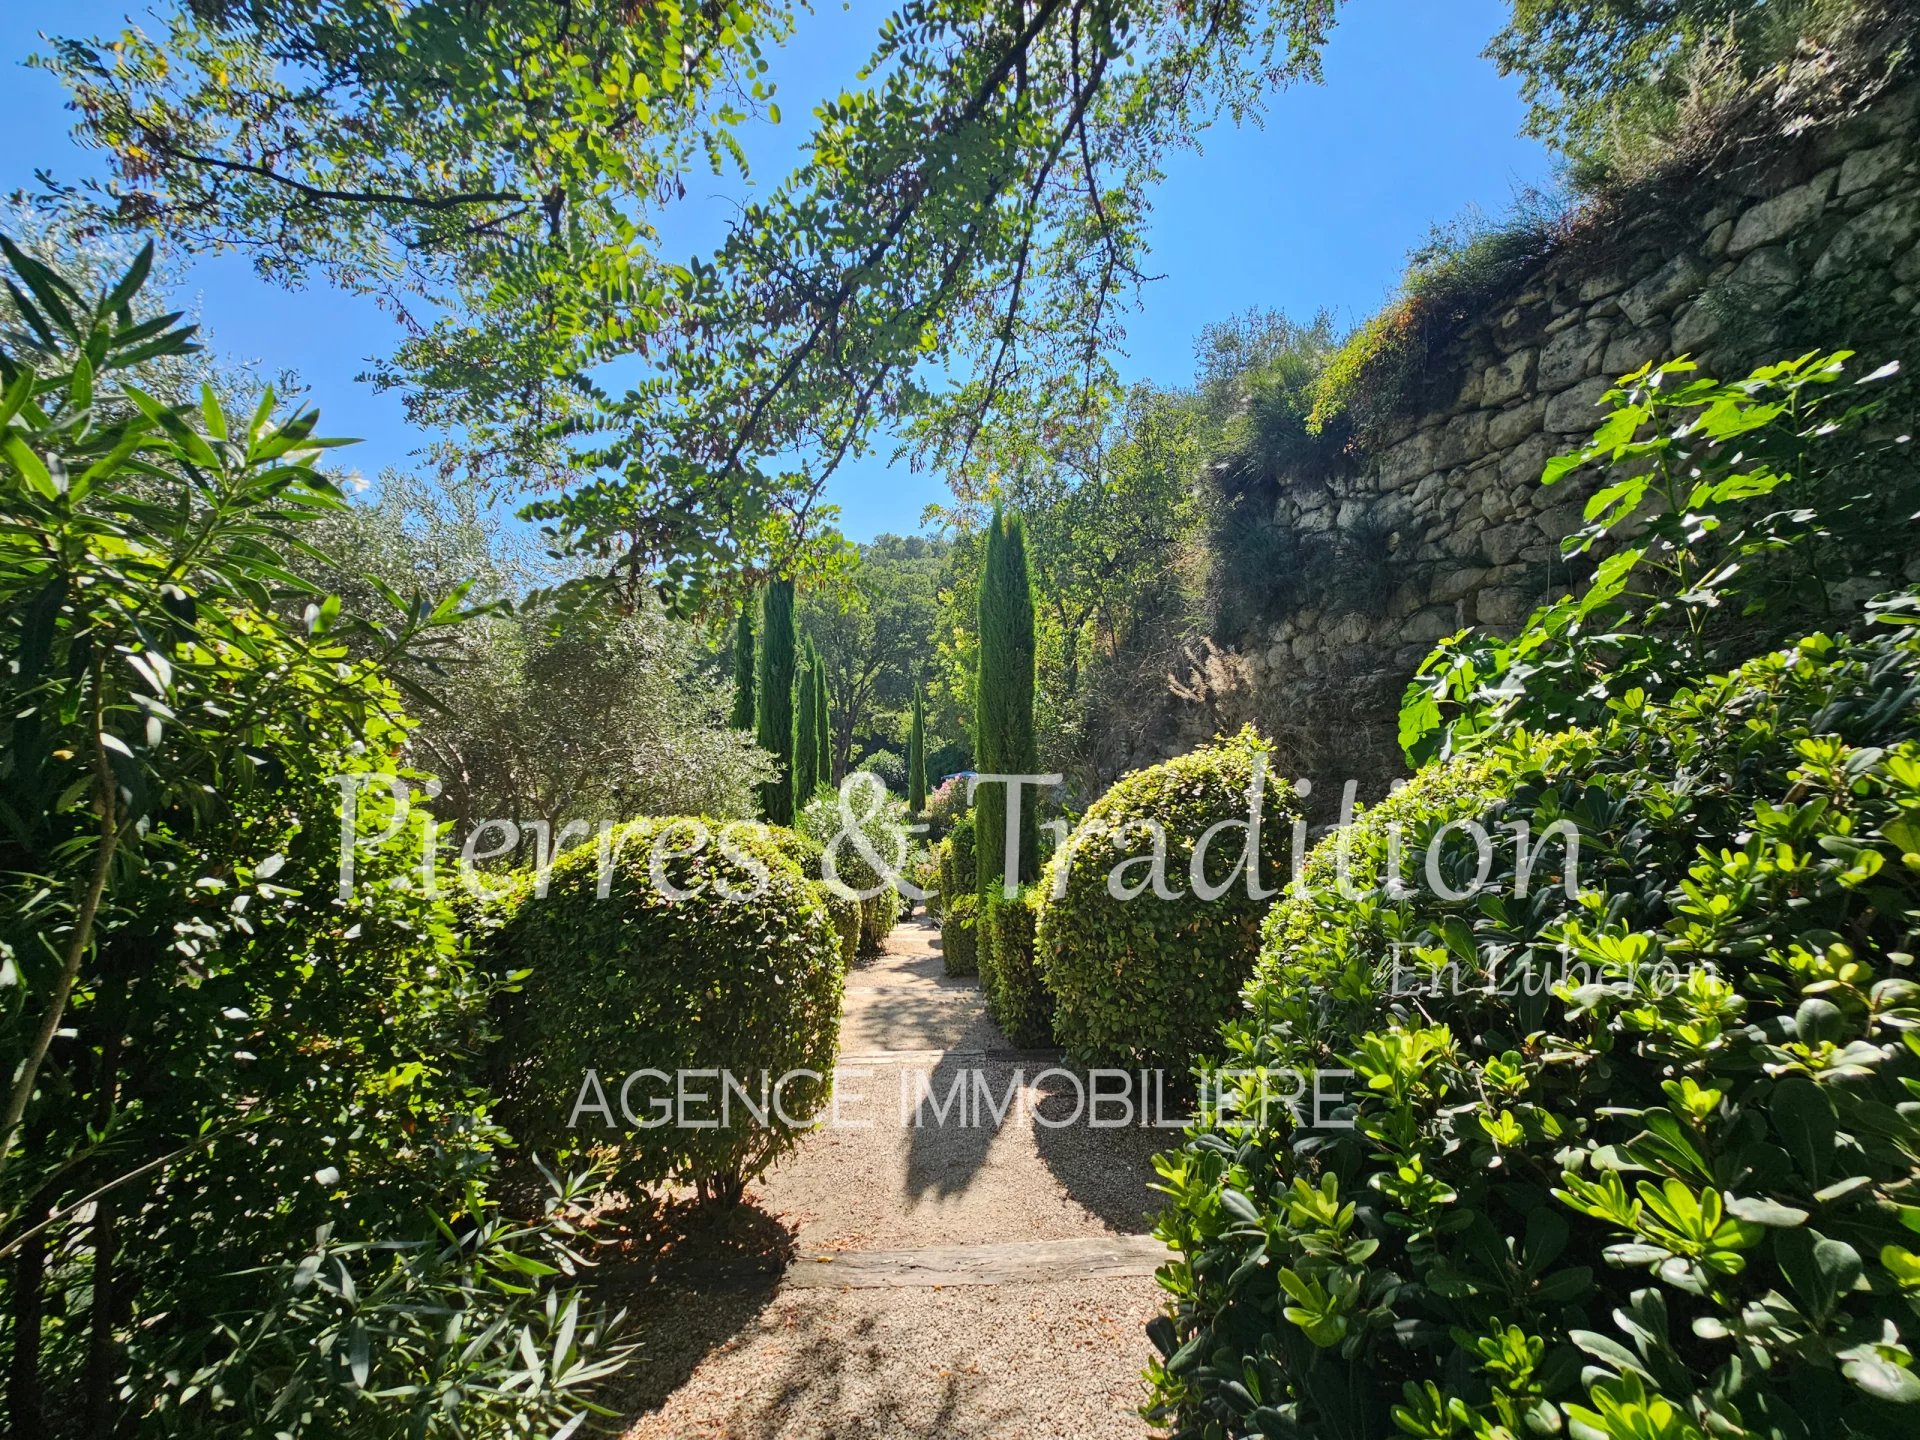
[761,822,859,967]
[1149,628,1920,1438]
[945,810,977,898]
[943,891,980,977]
[489,817,843,1204]
[1038,726,1296,1068]
[858,886,899,954]
[980,886,1050,1048]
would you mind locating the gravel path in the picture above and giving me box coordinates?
[617,916,1170,1439]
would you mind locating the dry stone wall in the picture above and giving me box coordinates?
[1188,81,1920,810]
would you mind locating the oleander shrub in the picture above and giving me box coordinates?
[1149,625,1920,1439]
[489,817,843,1204]
[1037,726,1297,1068]
[925,774,970,839]
[980,886,1051,1048]
[943,891,981,977]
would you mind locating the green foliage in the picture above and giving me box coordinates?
[858,747,908,792]
[922,383,1206,793]
[301,479,776,830]
[756,578,798,824]
[1150,623,1920,1439]
[490,818,843,1204]
[763,825,860,967]
[814,658,833,785]
[946,804,979,902]
[801,532,947,783]
[797,777,914,901]
[0,237,628,1432]
[974,506,1039,896]
[925,775,971,840]
[796,635,823,802]
[1486,0,1897,190]
[980,886,1051,1048]
[1308,211,1562,445]
[909,682,928,813]
[942,891,981,978]
[1037,727,1296,1068]
[1400,350,1911,767]
[42,0,1346,601]
[730,601,757,730]
[155,1165,634,1439]
[1200,308,1345,494]
[860,888,902,954]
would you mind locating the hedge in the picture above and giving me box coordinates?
[980,886,1050,1048]
[1037,726,1296,1068]
[858,885,900,954]
[942,891,980,977]
[1149,627,1920,1438]
[489,818,843,1204]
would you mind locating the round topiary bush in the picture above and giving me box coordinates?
[1150,629,1920,1438]
[489,817,843,1204]
[764,825,860,967]
[1037,726,1296,1068]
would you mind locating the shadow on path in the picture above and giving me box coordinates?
[1029,1067,1176,1234]
[593,1195,791,1420]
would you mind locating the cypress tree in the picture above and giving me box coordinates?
[728,602,755,730]
[794,637,821,803]
[814,661,832,788]
[907,680,927,813]
[973,507,1038,897]
[755,579,797,824]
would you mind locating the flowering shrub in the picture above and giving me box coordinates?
[924,774,970,839]
[1149,626,1920,1438]
[1037,726,1296,1068]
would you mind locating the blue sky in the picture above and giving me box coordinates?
[0,0,1553,541]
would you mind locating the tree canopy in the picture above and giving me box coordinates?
[37,0,1343,606]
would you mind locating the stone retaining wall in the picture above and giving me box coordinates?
[1180,80,1920,808]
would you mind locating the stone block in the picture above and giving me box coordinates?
[1813,193,1920,280]
[1488,397,1545,450]
[1428,565,1489,605]
[1479,348,1535,406]
[1408,470,1446,510]
[1704,219,1735,259]
[1729,175,1835,257]
[1578,270,1630,302]
[1545,376,1614,434]
[1603,325,1667,377]
[1433,410,1490,469]
[1838,139,1910,198]
[1476,585,1536,629]
[1671,300,1721,355]
[1482,525,1530,567]
[1534,496,1588,545]
[1499,433,1554,489]
[1539,320,1609,388]
[1731,245,1801,292]
[1398,606,1461,647]
[1619,252,1709,327]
